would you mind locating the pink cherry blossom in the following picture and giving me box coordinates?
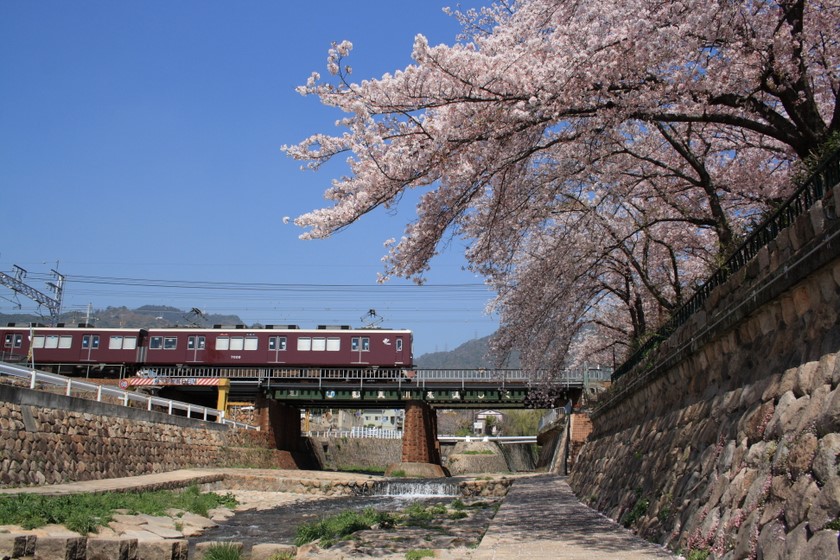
[285,0,839,373]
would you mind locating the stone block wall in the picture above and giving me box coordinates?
[308,435,401,472]
[0,385,296,488]
[569,185,840,559]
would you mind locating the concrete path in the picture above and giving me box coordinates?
[0,469,226,496]
[472,475,679,560]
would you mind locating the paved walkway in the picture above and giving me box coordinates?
[472,475,679,560]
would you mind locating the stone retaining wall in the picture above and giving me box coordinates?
[569,185,840,559]
[0,385,295,488]
[307,435,401,472]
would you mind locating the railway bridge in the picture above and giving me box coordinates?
[3,361,609,473]
[124,365,610,472]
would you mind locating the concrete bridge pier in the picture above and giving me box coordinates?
[254,397,302,453]
[387,400,447,477]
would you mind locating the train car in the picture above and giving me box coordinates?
[142,325,413,369]
[0,324,147,377]
[1,322,414,378]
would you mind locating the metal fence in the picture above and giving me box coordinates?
[613,148,840,381]
[305,427,403,439]
[0,361,258,430]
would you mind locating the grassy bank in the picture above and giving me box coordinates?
[0,485,236,534]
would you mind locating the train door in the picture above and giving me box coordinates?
[394,336,405,365]
[80,333,100,362]
[135,330,148,366]
[187,335,206,363]
[268,335,287,363]
[2,332,24,361]
[351,335,370,364]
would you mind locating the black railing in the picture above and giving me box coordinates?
[612,148,840,381]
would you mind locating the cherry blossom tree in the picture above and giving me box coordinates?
[284,0,839,372]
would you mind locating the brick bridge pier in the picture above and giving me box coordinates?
[254,398,445,474]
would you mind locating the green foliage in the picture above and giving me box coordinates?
[448,510,468,520]
[682,549,710,560]
[501,409,544,436]
[620,494,650,528]
[202,543,243,560]
[405,550,435,560]
[0,485,236,534]
[825,518,840,531]
[267,553,295,560]
[294,507,395,548]
[450,499,465,510]
[404,502,435,526]
[462,450,494,455]
[389,470,407,478]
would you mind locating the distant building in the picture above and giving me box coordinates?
[474,410,504,435]
[361,409,404,430]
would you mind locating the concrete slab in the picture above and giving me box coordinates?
[472,475,679,560]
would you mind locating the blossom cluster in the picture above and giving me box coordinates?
[284,0,838,371]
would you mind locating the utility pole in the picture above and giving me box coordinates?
[0,265,64,325]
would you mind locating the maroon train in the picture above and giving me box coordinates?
[0,323,413,378]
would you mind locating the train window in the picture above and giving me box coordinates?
[110,336,137,350]
[4,334,23,348]
[82,335,100,349]
[163,337,177,350]
[59,336,72,349]
[46,335,60,349]
[327,337,340,351]
[216,337,230,351]
[312,337,326,351]
[298,337,312,351]
[351,337,370,351]
[188,336,206,350]
[396,338,403,352]
[269,336,287,351]
[150,337,163,349]
[230,337,244,351]
[244,337,258,351]
[32,335,45,348]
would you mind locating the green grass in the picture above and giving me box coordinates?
[461,450,494,455]
[294,500,493,549]
[406,549,435,559]
[294,507,396,548]
[202,542,243,560]
[389,469,407,477]
[0,485,236,535]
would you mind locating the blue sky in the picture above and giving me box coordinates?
[0,1,498,357]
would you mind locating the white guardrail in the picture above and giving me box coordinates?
[304,429,536,443]
[305,427,404,439]
[0,361,258,431]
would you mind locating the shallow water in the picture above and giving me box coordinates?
[189,495,451,554]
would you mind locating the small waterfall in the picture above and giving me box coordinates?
[366,479,460,497]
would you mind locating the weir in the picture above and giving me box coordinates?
[366,479,461,498]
